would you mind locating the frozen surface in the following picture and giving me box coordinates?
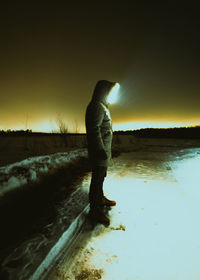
[50,147,200,280]
[0,149,87,197]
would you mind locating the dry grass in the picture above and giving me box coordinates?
[0,134,87,167]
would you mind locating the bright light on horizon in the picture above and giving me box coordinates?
[1,120,199,133]
[112,121,200,131]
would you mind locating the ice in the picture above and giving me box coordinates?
[54,148,200,280]
[2,146,200,280]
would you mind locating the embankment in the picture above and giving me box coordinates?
[1,133,200,167]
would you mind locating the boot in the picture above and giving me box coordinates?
[89,207,110,225]
[102,196,116,207]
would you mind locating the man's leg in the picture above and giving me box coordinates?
[89,166,107,210]
[88,166,110,225]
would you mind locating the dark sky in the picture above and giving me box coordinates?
[0,1,199,132]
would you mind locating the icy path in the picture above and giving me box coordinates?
[50,148,200,280]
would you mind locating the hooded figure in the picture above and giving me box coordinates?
[85,80,117,225]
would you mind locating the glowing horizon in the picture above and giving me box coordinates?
[1,120,199,133]
[112,121,200,131]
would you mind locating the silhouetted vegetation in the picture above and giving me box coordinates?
[0,129,33,135]
[0,130,85,136]
[114,126,200,139]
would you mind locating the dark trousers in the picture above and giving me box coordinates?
[89,166,107,210]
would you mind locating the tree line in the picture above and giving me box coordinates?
[114,126,200,139]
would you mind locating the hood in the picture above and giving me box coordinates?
[91,80,116,106]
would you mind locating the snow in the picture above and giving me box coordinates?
[1,173,91,280]
[1,146,200,280]
[50,148,200,280]
[30,205,90,280]
[0,149,87,197]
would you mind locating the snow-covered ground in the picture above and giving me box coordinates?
[1,146,200,280]
[0,149,87,197]
[49,147,200,280]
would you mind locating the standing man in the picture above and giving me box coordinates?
[85,80,119,225]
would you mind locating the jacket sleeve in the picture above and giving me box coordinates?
[86,102,105,151]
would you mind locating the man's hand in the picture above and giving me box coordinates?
[97,149,108,160]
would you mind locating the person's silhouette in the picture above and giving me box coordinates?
[85,80,118,225]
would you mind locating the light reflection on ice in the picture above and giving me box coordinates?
[170,154,200,202]
[65,150,200,280]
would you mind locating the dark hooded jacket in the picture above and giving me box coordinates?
[85,80,116,167]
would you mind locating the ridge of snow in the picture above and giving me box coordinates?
[0,149,87,197]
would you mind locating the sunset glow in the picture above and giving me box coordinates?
[0,3,199,134]
[112,121,200,131]
[1,120,199,133]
